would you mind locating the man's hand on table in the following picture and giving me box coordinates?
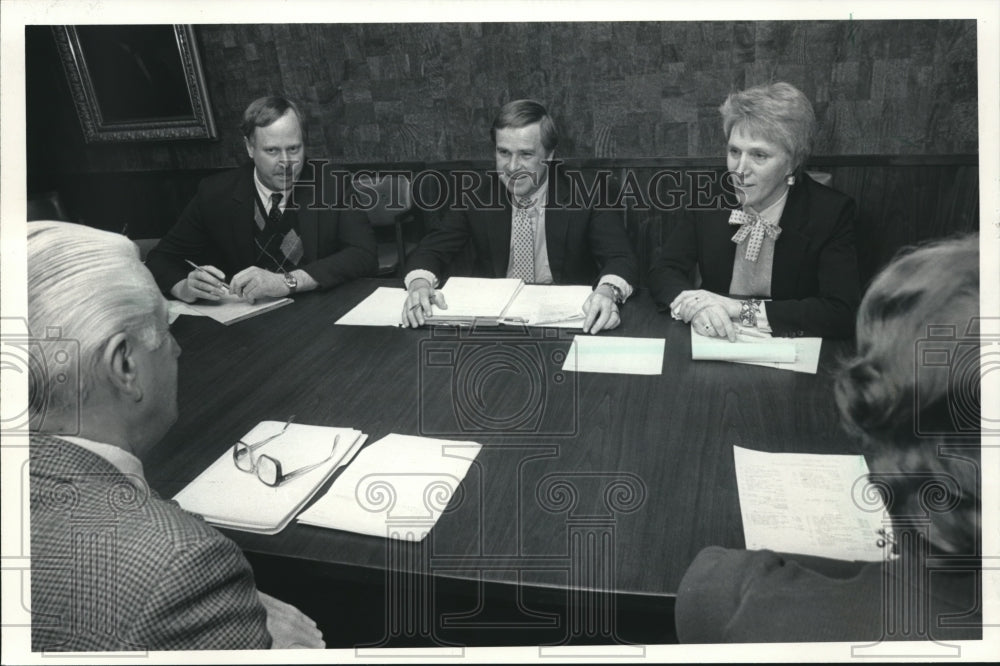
[401,277,448,327]
[581,284,621,334]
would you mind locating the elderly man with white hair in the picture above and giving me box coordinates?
[27,220,323,652]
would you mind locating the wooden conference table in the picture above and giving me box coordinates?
[147,278,859,647]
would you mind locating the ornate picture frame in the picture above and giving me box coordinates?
[52,25,217,143]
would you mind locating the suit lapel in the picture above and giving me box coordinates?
[771,179,810,298]
[486,191,513,278]
[543,205,570,282]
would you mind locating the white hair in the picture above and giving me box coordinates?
[27,221,166,424]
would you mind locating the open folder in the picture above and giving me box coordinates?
[427,277,592,327]
[173,421,367,535]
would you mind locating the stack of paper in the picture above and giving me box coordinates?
[690,327,822,374]
[297,433,482,541]
[174,421,367,534]
[500,284,593,327]
[429,277,524,323]
[733,446,892,562]
[169,294,292,325]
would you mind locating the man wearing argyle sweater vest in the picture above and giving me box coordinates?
[146,96,376,304]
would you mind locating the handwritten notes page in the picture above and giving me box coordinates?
[297,434,482,541]
[562,336,665,375]
[733,446,891,562]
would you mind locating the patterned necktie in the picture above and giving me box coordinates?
[729,209,782,262]
[508,197,535,282]
[255,191,303,270]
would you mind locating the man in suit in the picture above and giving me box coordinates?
[146,96,376,304]
[400,99,638,334]
[28,221,324,651]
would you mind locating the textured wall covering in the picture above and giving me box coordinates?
[27,20,977,177]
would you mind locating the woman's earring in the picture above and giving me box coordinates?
[786,174,796,186]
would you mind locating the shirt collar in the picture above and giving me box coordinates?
[512,178,548,210]
[253,168,290,211]
[746,188,789,225]
[60,435,146,481]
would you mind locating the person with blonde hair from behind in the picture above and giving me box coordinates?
[28,220,324,651]
[675,234,981,642]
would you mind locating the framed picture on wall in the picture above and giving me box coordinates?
[52,24,217,143]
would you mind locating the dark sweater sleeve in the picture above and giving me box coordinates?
[297,208,378,289]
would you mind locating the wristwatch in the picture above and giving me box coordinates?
[283,271,298,294]
[603,283,624,305]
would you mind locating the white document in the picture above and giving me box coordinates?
[500,284,593,327]
[733,445,891,562]
[180,293,292,325]
[174,422,366,535]
[335,286,408,327]
[429,277,523,320]
[562,335,665,375]
[297,434,482,541]
[167,299,205,324]
[737,336,823,374]
[691,326,797,363]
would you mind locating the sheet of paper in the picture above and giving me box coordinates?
[733,445,891,562]
[335,286,408,327]
[185,293,292,325]
[167,299,206,323]
[737,336,823,374]
[562,335,665,375]
[430,277,523,320]
[173,422,366,535]
[500,284,593,327]
[297,434,481,541]
[691,326,797,363]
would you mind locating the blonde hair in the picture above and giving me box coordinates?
[719,81,816,173]
[835,234,980,554]
[27,221,166,424]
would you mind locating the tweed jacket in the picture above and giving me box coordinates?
[30,435,271,651]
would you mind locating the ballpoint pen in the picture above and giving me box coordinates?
[184,259,231,291]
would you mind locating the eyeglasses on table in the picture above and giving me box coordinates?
[232,416,340,487]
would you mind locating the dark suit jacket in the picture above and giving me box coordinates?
[675,545,980,643]
[405,171,639,288]
[647,174,860,338]
[30,435,271,651]
[146,163,377,295]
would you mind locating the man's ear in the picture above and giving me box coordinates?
[102,332,141,401]
[244,135,254,159]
